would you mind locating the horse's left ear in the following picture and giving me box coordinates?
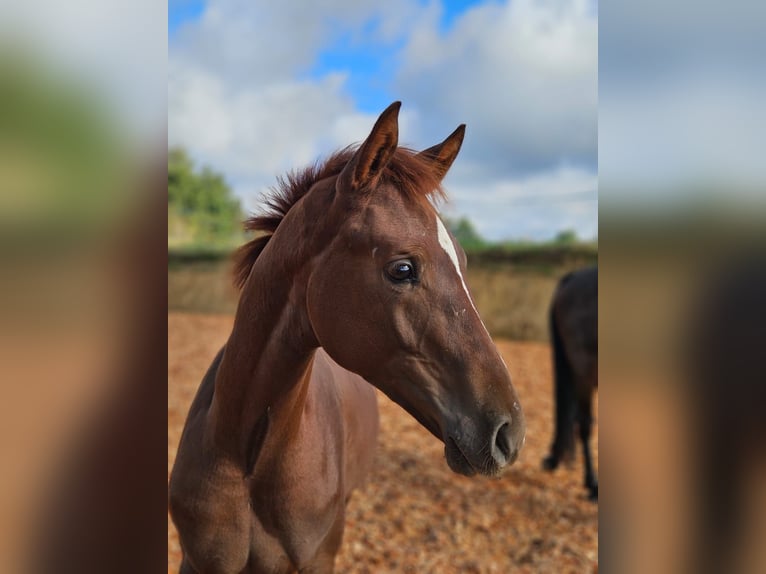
[417,124,466,181]
[337,101,401,193]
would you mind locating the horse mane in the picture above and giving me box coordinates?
[233,146,446,289]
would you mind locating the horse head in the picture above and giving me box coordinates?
[306,102,525,476]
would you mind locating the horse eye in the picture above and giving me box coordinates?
[386,260,415,282]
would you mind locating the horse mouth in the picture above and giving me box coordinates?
[445,437,479,477]
[445,435,511,478]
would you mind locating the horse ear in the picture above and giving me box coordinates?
[337,101,401,193]
[417,124,466,181]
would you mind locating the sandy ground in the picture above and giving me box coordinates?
[168,313,598,573]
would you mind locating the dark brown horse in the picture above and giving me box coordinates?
[169,102,526,573]
[542,266,598,500]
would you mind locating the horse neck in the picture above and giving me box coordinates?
[208,205,323,467]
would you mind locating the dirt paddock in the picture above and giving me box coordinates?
[168,313,598,573]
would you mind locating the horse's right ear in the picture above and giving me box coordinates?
[337,101,400,193]
[417,124,465,181]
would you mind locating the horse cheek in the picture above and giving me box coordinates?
[306,269,371,375]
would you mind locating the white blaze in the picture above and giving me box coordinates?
[436,215,513,380]
[436,216,483,322]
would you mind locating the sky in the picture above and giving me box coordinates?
[168,0,598,241]
[3,0,761,241]
[599,0,766,200]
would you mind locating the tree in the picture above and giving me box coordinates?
[443,217,486,250]
[554,229,579,245]
[168,148,243,246]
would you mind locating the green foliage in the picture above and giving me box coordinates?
[442,216,595,255]
[0,52,123,233]
[553,229,579,245]
[168,148,243,247]
[442,216,487,250]
[438,217,596,270]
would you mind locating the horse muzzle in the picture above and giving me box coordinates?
[444,414,525,477]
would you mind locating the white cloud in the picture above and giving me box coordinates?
[441,164,598,240]
[397,0,597,177]
[169,64,352,175]
[169,0,598,239]
[169,0,431,209]
[600,0,766,195]
[171,0,421,87]
[600,76,766,196]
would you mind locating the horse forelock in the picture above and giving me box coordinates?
[233,146,446,289]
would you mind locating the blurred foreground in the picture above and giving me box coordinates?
[0,10,166,572]
[601,0,766,569]
[601,220,766,574]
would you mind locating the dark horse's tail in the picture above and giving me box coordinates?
[549,282,577,463]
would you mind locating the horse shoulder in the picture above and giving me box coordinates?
[242,359,348,570]
[170,349,253,573]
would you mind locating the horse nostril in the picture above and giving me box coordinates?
[493,421,512,464]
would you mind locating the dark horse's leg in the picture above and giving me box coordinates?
[578,391,598,501]
[542,306,577,472]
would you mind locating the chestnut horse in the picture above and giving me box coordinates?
[169,102,526,573]
[542,266,598,500]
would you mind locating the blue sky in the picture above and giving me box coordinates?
[169,0,206,36]
[303,1,490,114]
[170,0,481,113]
[168,0,598,241]
[170,0,476,37]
